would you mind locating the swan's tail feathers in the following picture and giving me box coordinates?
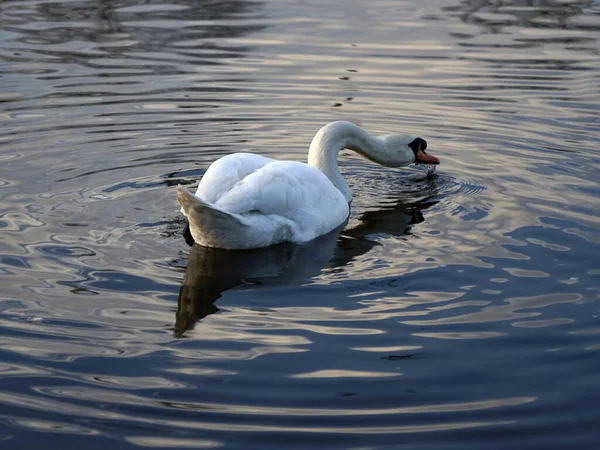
[176,185,248,248]
[177,185,209,210]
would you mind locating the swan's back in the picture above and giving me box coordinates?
[180,152,349,249]
[196,153,273,204]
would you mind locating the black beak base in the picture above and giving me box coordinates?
[408,137,427,155]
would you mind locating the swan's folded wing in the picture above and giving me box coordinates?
[195,153,274,204]
[213,160,349,240]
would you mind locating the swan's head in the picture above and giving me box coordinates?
[380,134,440,167]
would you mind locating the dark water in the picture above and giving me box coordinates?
[1,0,599,448]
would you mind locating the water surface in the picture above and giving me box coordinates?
[1,0,599,448]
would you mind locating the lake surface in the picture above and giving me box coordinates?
[1,0,599,448]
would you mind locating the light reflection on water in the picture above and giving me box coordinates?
[1,0,599,448]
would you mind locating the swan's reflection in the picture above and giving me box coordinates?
[175,224,344,336]
[175,174,438,337]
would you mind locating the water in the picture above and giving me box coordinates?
[1,0,599,448]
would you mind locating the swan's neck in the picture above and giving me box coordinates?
[307,121,386,203]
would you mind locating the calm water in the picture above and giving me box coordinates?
[1,0,599,448]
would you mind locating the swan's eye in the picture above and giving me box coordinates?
[408,137,427,155]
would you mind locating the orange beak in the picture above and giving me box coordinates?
[415,142,439,164]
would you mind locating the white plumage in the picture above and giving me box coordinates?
[177,121,439,249]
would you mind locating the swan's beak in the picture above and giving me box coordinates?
[409,137,440,165]
[416,148,440,165]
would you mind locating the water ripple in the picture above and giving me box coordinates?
[1,0,599,448]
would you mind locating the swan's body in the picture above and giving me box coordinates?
[177,121,439,249]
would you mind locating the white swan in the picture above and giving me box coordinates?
[176,121,439,249]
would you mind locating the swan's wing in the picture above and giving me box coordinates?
[195,153,274,204]
[213,160,349,240]
[213,161,331,214]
